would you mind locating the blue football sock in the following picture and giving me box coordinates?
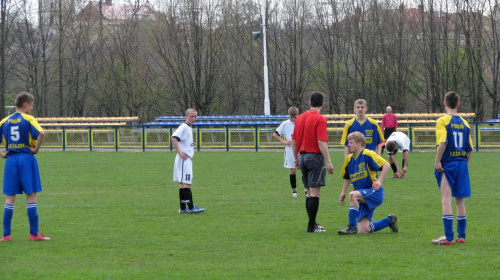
[3,204,14,237]
[27,203,39,236]
[348,207,359,229]
[370,216,392,232]
[443,215,454,241]
[457,216,466,239]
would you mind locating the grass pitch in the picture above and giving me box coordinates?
[0,150,498,279]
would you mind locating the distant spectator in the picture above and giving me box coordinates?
[381,106,398,154]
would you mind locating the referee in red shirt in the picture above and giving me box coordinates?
[292,92,334,233]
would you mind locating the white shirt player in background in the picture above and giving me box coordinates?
[171,109,205,214]
[273,107,300,197]
[385,131,411,179]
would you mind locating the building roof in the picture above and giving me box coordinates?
[76,0,157,21]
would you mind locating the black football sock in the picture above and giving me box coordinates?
[186,188,194,209]
[390,163,397,173]
[179,188,187,210]
[308,197,320,229]
[290,174,297,192]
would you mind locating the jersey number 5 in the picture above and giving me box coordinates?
[10,126,20,141]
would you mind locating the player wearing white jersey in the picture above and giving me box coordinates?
[385,131,411,179]
[172,109,205,214]
[273,107,300,197]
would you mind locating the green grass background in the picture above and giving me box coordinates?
[0,151,498,279]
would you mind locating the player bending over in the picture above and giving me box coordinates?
[385,131,411,179]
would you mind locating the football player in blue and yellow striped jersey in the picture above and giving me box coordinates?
[341,99,385,159]
[432,91,473,245]
[337,132,398,235]
[0,92,50,242]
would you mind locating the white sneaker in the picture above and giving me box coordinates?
[292,192,298,197]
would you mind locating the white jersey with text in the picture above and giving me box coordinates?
[172,122,195,158]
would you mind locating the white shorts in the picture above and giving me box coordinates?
[284,146,295,169]
[173,155,193,185]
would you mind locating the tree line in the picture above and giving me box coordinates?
[0,0,499,122]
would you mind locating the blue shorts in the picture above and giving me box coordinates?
[356,188,384,222]
[435,161,471,198]
[3,153,42,195]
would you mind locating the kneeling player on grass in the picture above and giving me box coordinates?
[338,132,398,235]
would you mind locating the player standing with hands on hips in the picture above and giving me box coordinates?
[1,92,50,242]
[432,91,473,245]
[172,109,205,214]
[292,92,334,233]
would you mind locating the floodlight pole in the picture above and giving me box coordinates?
[261,0,270,116]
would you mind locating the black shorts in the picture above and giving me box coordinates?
[299,153,326,188]
[384,128,396,142]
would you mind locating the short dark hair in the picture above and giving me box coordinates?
[386,140,397,153]
[444,91,459,109]
[15,92,34,109]
[309,92,324,107]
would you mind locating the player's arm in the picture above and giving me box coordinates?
[372,162,390,190]
[318,140,333,174]
[292,140,299,169]
[30,131,45,154]
[343,146,350,159]
[376,143,382,156]
[339,179,351,206]
[171,136,187,160]
[435,142,446,172]
[272,132,290,146]
[402,150,409,173]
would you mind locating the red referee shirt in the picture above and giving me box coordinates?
[293,110,328,154]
